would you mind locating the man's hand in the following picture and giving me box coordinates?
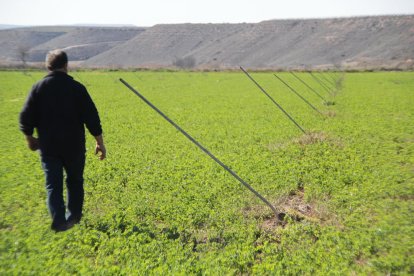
[25,135,39,151]
[95,143,106,160]
[94,134,106,160]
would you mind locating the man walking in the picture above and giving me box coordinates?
[19,50,106,232]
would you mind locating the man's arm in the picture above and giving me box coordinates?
[20,85,39,151]
[79,86,103,137]
[78,85,106,160]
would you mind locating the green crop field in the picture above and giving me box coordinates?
[1,70,413,274]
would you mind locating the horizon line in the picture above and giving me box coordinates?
[1,13,413,29]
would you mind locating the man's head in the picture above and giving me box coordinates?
[45,50,68,72]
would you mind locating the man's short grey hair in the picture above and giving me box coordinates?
[45,50,68,71]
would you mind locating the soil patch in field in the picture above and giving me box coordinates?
[244,187,337,230]
[265,187,320,230]
[293,131,330,146]
[268,131,343,150]
[323,110,336,117]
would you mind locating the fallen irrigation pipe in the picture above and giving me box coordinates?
[309,72,332,95]
[290,71,327,103]
[326,72,337,86]
[273,73,323,116]
[319,72,335,87]
[327,71,341,87]
[119,78,280,219]
[324,72,335,83]
[240,66,306,134]
[329,71,339,81]
[312,72,332,90]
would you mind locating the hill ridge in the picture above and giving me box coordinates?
[1,15,413,70]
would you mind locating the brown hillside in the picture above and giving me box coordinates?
[83,16,414,70]
[1,16,413,70]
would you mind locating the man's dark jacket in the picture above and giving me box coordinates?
[19,71,102,157]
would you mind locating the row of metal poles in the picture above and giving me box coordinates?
[119,68,344,220]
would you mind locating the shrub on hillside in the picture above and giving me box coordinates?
[173,56,196,69]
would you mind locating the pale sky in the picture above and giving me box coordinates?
[1,0,413,27]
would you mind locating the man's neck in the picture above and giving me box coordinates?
[52,68,67,73]
[50,64,68,73]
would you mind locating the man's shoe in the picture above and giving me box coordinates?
[65,218,80,230]
[67,214,82,225]
[51,222,69,232]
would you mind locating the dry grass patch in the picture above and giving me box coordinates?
[293,131,330,146]
[244,187,339,231]
[267,131,343,151]
[323,110,337,117]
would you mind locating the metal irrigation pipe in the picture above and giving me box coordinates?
[273,73,323,116]
[326,71,337,83]
[312,72,332,90]
[119,78,280,219]
[319,72,335,87]
[290,71,327,103]
[239,66,306,134]
[327,71,341,86]
[309,72,332,95]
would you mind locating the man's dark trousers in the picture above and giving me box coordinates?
[41,152,85,229]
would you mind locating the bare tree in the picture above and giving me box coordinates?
[17,45,31,68]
